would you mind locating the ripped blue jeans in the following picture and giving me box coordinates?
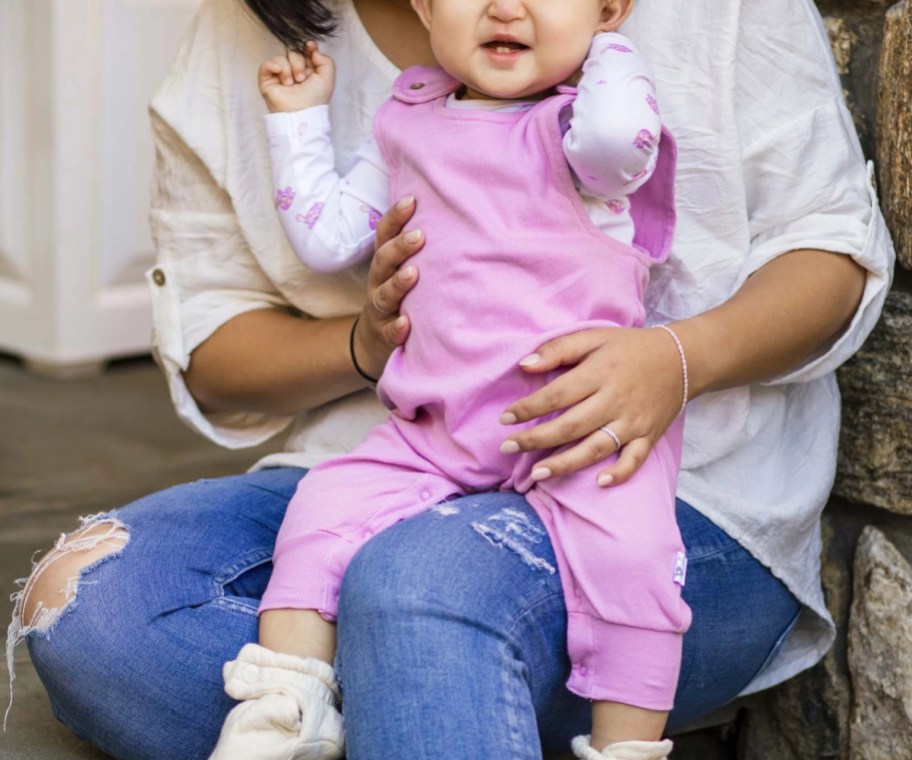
[16,467,800,759]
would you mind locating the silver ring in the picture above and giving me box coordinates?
[599,425,622,450]
[371,293,392,316]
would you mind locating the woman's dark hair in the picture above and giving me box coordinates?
[242,0,337,49]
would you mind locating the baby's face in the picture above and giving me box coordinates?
[411,0,631,100]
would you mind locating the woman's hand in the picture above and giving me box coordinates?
[350,197,423,380]
[499,326,685,486]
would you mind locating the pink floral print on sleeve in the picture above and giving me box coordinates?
[294,202,324,229]
[275,187,295,211]
[634,130,657,151]
[600,43,632,54]
[363,206,382,231]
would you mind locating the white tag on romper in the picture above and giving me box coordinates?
[673,552,687,586]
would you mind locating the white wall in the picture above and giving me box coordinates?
[0,0,203,373]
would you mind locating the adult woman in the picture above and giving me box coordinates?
[11,0,893,758]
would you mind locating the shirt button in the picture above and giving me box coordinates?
[410,82,426,90]
[151,268,166,286]
[578,665,588,677]
[420,488,432,501]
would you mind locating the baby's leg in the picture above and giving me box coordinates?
[526,423,687,759]
[211,422,459,760]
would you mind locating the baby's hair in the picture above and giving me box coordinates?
[242,0,337,50]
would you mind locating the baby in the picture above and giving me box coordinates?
[210,1,689,759]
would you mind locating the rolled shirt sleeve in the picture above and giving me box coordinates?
[148,110,297,448]
[733,0,895,385]
[145,0,303,449]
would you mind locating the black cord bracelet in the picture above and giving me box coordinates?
[349,316,379,384]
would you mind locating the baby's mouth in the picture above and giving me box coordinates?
[482,40,529,54]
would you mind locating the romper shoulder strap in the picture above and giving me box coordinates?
[392,66,463,104]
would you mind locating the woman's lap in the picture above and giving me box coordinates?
[22,466,800,759]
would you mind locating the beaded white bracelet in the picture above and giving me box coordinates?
[653,324,689,417]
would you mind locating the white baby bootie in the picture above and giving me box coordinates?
[208,643,344,760]
[571,735,674,760]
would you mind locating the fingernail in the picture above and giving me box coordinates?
[397,196,415,210]
[395,316,407,328]
[519,353,541,367]
[598,473,614,487]
[500,440,520,454]
[405,229,422,244]
[399,266,416,280]
[531,467,552,482]
[500,412,518,425]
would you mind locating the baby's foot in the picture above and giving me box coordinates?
[571,736,674,760]
[208,644,344,760]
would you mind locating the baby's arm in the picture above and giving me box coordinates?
[260,44,391,272]
[264,112,391,272]
[563,32,662,202]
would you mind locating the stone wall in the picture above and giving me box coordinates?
[733,2,912,759]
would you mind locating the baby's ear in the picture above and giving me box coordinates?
[597,0,635,33]
[410,0,433,31]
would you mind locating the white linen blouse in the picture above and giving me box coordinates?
[147,0,895,697]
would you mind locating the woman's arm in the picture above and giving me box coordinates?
[499,248,865,485]
[184,201,422,416]
[678,249,865,397]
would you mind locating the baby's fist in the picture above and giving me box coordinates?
[258,42,335,113]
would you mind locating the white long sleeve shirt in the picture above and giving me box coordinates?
[148,0,895,697]
[263,33,661,273]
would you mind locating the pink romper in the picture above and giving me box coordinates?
[262,67,691,710]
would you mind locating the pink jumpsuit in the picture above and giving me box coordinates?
[262,67,691,710]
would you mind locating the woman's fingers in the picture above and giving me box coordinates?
[526,426,654,488]
[372,265,418,316]
[500,364,598,426]
[352,197,423,380]
[518,330,609,374]
[373,196,417,259]
[529,423,626,483]
[597,437,654,486]
[501,393,604,453]
[386,315,410,347]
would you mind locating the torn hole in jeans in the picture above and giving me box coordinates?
[471,506,555,574]
[4,513,129,729]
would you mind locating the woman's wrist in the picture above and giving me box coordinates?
[349,316,379,385]
[652,324,688,415]
[663,316,714,402]
[185,310,373,415]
